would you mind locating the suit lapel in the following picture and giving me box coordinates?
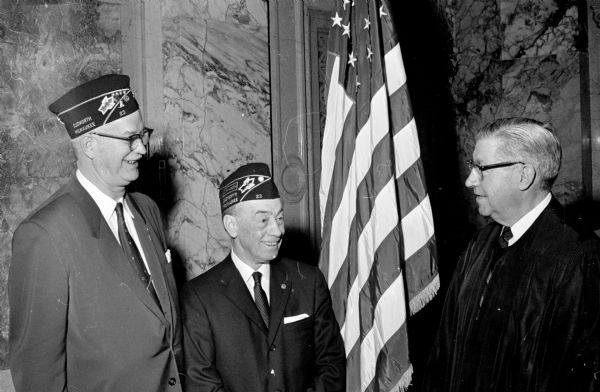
[68,177,165,321]
[220,257,268,335]
[97,222,164,320]
[127,195,171,319]
[268,259,291,345]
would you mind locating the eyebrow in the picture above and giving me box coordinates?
[255,209,284,216]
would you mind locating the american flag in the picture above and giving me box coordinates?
[318,0,439,391]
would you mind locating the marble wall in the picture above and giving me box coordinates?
[449,0,584,225]
[0,0,123,376]
[159,0,270,278]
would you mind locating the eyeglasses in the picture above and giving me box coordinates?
[91,127,153,152]
[467,159,524,178]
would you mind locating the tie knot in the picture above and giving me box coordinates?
[115,202,125,218]
[252,271,262,285]
[499,226,513,248]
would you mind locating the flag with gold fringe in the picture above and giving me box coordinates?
[318,0,439,390]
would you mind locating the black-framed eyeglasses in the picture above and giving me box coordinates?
[91,127,153,152]
[467,159,524,177]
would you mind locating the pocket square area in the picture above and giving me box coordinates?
[284,313,310,324]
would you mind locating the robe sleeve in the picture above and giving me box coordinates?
[422,250,468,392]
[524,246,600,392]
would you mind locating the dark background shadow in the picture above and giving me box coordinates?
[131,152,188,289]
[390,1,475,390]
[278,228,320,265]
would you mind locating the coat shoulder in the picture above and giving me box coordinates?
[183,259,230,293]
[275,257,324,283]
[529,206,600,260]
[18,186,79,230]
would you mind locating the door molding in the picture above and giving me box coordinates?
[269,0,334,260]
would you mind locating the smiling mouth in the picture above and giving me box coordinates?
[262,241,280,247]
[124,159,138,165]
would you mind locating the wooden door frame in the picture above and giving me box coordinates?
[268,0,334,260]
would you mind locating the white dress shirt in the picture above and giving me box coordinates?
[231,250,271,304]
[506,192,552,246]
[76,169,151,272]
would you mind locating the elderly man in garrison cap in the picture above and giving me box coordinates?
[423,118,600,392]
[9,74,183,392]
[181,162,346,392]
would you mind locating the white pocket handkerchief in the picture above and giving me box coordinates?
[284,313,309,324]
[165,249,172,263]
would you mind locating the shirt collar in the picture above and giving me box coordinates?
[76,169,134,221]
[231,249,271,284]
[507,192,552,245]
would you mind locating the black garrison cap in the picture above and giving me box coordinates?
[48,74,140,138]
[219,163,280,212]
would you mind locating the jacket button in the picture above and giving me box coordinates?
[168,377,176,386]
[269,344,276,351]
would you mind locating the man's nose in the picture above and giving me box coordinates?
[465,169,479,188]
[133,140,147,155]
[268,218,284,236]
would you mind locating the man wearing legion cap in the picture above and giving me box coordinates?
[181,162,346,392]
[9,74,183,392]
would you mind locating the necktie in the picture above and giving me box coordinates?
[499,226,513,248]
[115,202,160,305]
[252,271,270,328]
[478,226,513,319]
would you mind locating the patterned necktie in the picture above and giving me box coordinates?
[252,271,270,328]
[115,202,160,305]
[499,226,513,249]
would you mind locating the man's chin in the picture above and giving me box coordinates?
[122,170,139,183]
[262,249,280,261]
[477,205,491,217]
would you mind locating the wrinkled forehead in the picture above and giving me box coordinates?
[237,198,283,215]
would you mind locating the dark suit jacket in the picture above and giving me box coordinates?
[424,198,600,392]
[181,255,346,392]
[9,176,183,392]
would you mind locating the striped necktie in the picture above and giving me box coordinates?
[252,271,270,328]
[115,202,160,306]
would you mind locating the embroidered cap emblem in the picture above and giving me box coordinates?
[98,95,117,115]
[239,177,256,193]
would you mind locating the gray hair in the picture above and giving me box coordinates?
[476,117,562,190]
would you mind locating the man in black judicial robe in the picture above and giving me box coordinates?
[423,118,600,392]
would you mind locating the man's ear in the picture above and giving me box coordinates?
[518,164,536,191]
[80,134,96,159]
[223,214,238,238]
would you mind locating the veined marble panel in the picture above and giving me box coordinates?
[0,0,122,372]
[501,0,578,59]
[161,0,267,26]
[161,0,270,278]
[453,0,501,58]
